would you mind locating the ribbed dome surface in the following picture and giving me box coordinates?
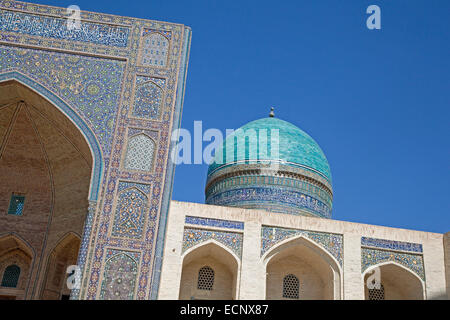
[207,117,331,183]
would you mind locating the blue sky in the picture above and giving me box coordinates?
[29,0,449,233]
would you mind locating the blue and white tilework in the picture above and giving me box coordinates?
[0,0,190,301]
[0,45,125,157]
[132,76,166,120]
[99,249,140,300]
[361,237,423,253]
[207,187,331,219]
[361,247,425,281]
[0,9,130,47]
[261,226,343,266]
[111,182,151,239]
[124,134,156,172]
[361,237,425,280]
[140,31,169,67]
[182,227,243,258]
[185,216,244,230]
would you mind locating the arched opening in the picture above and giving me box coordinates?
[264,236,342,300]
[179,241,240,300]
[41,233,81,300]
[0,79,95,299]
[0,234,33,300]
[363,262,425,300]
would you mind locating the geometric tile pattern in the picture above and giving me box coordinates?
[182,227,243,258]
[261,226,343,266]
[361,237,423,253]
[185,216,244,230]
[0,0,191,301]
[140,31,169,67]
[207,186,331,218]
[131,76,165,120]
[0,45,125,159]
[124,134,156,172]
[361,247,425,281]
[99,249,140,300]
[206,174,332,210]
[112,182,150,239]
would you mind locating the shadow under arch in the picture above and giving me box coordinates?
[180,239,241,300]
[0,232,35,259]
[362,260,426,300]
[40,232,82,300]
[0,233,35,299]
[0,71,103,201]
[262,235,342,300]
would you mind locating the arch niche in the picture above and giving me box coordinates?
[363,262,425,300]
[263,236,342,300]
[179,240,240,300]
[0,74,102,299]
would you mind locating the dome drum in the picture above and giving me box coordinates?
[205,165,332,218]
[205,117,333,219]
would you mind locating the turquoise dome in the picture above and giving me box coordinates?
[205,116,333,219]
[207,117,331,183]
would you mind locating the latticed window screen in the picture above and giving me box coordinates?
[197,266,214,291]
[1,265,21,288]
[368,284,385,300]
[282,274,299,299]
[8,195,25,216]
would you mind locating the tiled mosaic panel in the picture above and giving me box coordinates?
[361,237,423,253]
[0,45,125,155]
[71,200,97,299]
[127,128,158,140]
[132,76,165,120]
[361,248,425,281]
[112,182,150,239]
[207,187,331,218]
[124,134,156,172]
[140,31,169,67]
[206,174,332,209]
[0,9,130,47]
[99,249,140,300]
[261,226,343,266]
[182,228,243,258]
[0,0,190,301]
[185,216,244,230]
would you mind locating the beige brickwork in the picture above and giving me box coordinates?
[0,82,90,300]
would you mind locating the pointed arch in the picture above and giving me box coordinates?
[362,261,426,300]
[262,234,342,274]
[41,232,81,300]
[0,71,103,201]
[0,233,35,259]
[263,235,342,300]
[0,233,34,296]
[181,238,241,266]
[180,239,241,300]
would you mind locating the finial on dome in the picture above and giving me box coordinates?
[269,107,275,117]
